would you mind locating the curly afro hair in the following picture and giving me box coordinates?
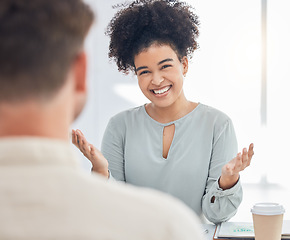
[106,0,199,74]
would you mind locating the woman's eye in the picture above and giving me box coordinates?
[139,70,149,76]
[161,64,172,70]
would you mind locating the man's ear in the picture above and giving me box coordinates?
[181,56,188,77]
[73,51,87,93]
[71,51,88,120]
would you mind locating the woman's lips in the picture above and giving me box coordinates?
[151,85,172,95]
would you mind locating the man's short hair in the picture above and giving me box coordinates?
[0,0,94,101]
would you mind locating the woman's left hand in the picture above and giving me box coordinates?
[219,143,254,190]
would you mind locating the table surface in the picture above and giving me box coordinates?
[200,183,290,240]
[202,224,217,240]
[202,220,290,240]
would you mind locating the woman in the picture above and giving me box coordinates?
[72,0,254,224]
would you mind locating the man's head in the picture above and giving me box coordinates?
[0,0,94,102]
[0,0,94,139]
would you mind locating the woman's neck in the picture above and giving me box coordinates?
[146,95,198,123]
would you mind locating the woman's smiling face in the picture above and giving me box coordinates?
[134,43,188,109]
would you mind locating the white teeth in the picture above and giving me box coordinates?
[153,86,171,94]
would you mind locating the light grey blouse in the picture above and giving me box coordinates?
[101,103,242,224]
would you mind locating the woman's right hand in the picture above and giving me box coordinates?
[72,129,109,178]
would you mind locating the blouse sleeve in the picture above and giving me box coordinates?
[202,119,243,224]
[101,117,126,182]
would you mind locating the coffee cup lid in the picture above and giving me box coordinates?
[251,203,285,215]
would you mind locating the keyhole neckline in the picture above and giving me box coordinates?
[141,102,201,127]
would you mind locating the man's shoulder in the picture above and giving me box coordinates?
[76,172,204,239]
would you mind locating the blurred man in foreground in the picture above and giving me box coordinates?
[0,0,204,239]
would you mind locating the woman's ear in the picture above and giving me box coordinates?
[181,56,189,77]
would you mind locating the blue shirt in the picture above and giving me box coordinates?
[102,103,242,224]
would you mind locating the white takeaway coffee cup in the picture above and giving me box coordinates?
[251,203,285,240]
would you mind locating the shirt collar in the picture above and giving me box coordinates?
[0,137,80,168]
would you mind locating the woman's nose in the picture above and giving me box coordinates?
[151,73,164,85]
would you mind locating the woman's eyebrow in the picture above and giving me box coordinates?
[135,58,174,72]
[135,66,148,72]
[158,58,173,65]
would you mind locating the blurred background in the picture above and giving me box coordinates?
[72,0,290,221]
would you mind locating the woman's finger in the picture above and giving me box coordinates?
[75,130,85,152]
[243,144,254,167]
[235,153,243,171]
[81,137,91,157]
[72,130,79,146]
[77,129,84,137]
[74,131,82,150]
[248,143,254,160]
[242,148,248,163]
[76,129,86,148]
[225,154,239,175]
[72,130,77,145]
